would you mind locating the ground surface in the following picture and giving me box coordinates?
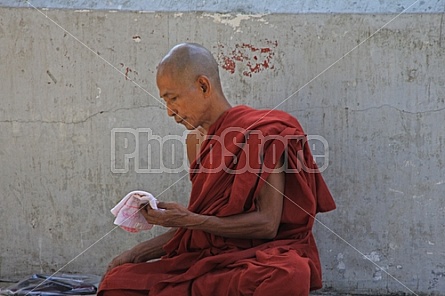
[0,280,396,296]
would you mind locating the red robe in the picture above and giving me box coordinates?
[99,105,336,295]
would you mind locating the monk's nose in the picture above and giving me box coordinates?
[166,105,177,117]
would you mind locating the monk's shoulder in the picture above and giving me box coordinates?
[247,108,297,127]
[224,105,301,133]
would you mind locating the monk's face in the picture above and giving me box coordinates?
[157,72,209,130]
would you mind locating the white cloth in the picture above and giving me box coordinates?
[111,190,158,233]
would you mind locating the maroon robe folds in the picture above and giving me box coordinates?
[99,105,336,295]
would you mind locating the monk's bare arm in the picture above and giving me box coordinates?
[139,132,284,240]
[186,129,284,238]
[130,228,176,262]
[191,164,285,239]
[106,228,175,272]
[141,161,284,240]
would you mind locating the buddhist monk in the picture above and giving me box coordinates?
[98,43,336,296]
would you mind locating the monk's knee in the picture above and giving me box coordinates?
[286,260,311,295]
[254,260,311,296]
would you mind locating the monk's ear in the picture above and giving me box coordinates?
[197,76,211,96]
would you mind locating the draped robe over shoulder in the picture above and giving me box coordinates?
[99,105,336,295]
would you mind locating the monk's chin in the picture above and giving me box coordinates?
[182,123,196,130]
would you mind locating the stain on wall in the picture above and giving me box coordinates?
[216,40,278,77]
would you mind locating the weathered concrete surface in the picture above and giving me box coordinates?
[0,0,443,14]
[0,4,444,295]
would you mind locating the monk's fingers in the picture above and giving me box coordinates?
[139,205,167,224]
[156,201,178,209]
[138,201,190,227]
[107,250,136,272]
[105,259,119,274]
[106,262,115,273]
[139,202,161,212]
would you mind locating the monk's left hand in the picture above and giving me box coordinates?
[140,202,201,228]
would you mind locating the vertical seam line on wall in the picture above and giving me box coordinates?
[439,5,444,48]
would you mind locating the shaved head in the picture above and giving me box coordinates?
[156,43,231,131]
[157,43,221,89]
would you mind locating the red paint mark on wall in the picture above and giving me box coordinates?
[120,63,139,81]
[216,40,278,77]
[125,67,132,80]
[222,56,236,74]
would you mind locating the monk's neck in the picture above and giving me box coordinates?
[201,99,231,131]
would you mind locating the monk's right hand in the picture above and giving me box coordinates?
[106,249,136,273]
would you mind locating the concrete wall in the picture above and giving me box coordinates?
[1,1,444,294]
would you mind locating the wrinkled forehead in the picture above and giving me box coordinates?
[156,70,190,99]
[158,65,197,92]
[157,73,175,95]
